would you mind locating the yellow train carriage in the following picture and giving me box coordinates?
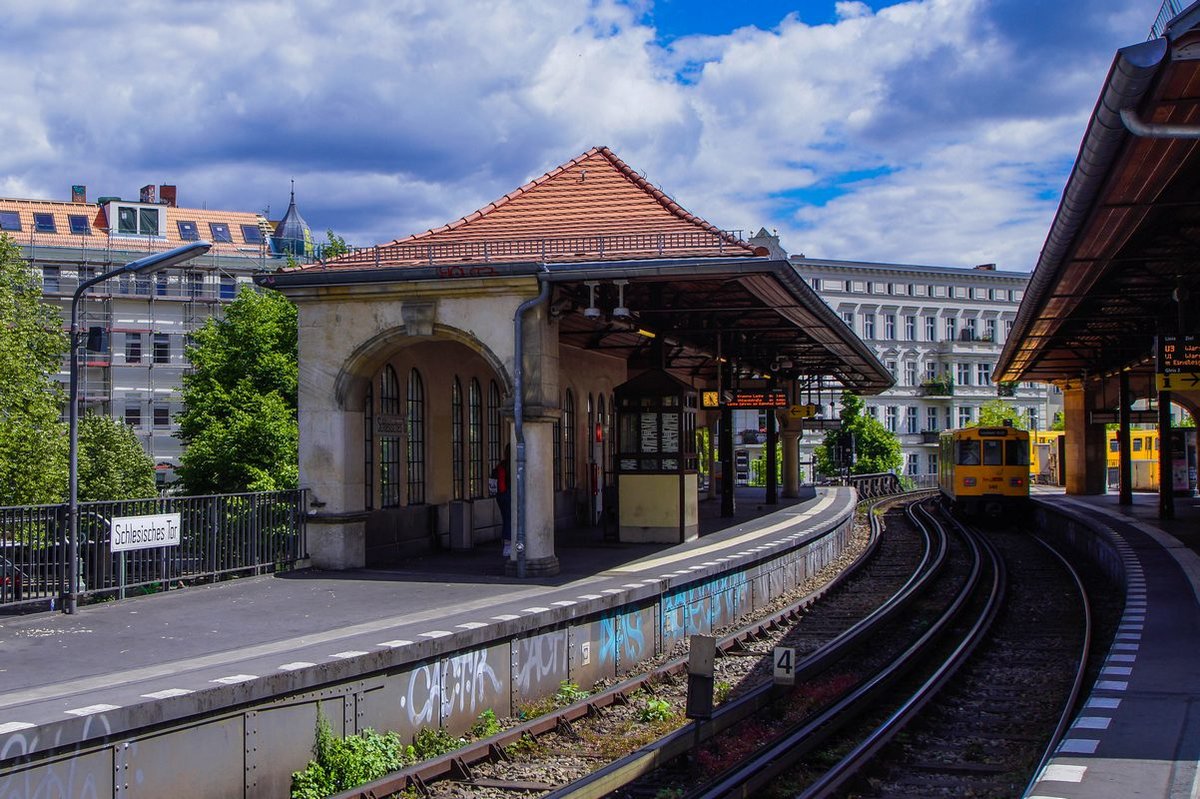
[1106,429,1160,489]
[939,425,1030,516]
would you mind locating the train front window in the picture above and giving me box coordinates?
[1006,440,1029,466]
[982,440,1003,465]
[957,441,981,465]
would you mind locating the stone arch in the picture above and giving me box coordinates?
[334,323,512,411]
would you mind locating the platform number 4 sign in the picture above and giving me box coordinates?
[773,646,796,686]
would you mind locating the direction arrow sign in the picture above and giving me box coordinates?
[1157,372,1200,391]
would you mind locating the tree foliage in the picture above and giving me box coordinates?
[973,399,1029,429]
[176,286,298,494]
[0,234,68,505]
[77,414,157,501]
[814,392,902,477]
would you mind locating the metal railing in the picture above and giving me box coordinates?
[325,229,748,268]
[1151,0,1188,38]
[0,489,307,611]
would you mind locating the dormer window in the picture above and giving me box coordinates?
[114,205,161,236]
[33,213,56,233]
[0,211,21,231]
[68,215,91,235]
[240,224,263,244]
[208,222,232,243]
[178,220,199,241]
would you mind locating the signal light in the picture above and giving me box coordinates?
[963,477,977,487]
[594,423,603,443]
[1010,477,1024,487]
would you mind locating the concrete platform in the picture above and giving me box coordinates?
[1027,489,1200,799]
[0,485,852,795]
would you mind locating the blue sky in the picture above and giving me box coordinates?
[0,0,1169,271]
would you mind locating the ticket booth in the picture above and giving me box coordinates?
[614,370,699,543]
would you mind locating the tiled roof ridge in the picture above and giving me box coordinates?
[382,146,744,248]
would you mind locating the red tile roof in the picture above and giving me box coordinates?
[310,147,761,270]
[0,196,273,260]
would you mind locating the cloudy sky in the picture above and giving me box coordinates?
[0,0,1167,270]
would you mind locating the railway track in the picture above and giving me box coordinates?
[329,494,1105,799]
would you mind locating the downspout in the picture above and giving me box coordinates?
[512,266,552,579]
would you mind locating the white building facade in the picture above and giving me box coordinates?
[789,257,1061,480]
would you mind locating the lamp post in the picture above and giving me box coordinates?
[65,241,212,614]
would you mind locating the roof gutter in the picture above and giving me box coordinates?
[996,36,1167,380]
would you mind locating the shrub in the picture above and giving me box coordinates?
[639,697,674,723]
[291,711,409,799]
[470,709,501,739]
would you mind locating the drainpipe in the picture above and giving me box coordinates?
[513,266,551,578]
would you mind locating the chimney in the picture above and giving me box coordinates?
[973,263,996,271]
[140,184,156,204]
[71,185,87,204]
[159,185,177,207]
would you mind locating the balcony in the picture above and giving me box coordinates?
[919,377,954,397]
[921,430,941,444]
[936,331,1000,355]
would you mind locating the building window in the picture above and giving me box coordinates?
[928,453,938,474]
[885,406,898,432]
[42,267,60,293]
[926,407,938,432]
[564,389,576,490]
[241,224,264,244]
[958,406,973,427]
[208,222,233,243]
[135,272,151,296]
[407,368,425,504]
[33,213,56,233]
[125,333,143,364]
[811,277,822,291]
[364,381,374,509]
[886,360,898,380]
[906,453,919,475]
[956,362,971,386]
[124,402,141,428]
[379,365,401,508]
[1005,319,1014,339]
[153,333,170,364]
[553,397,563,492]
[976,363,991,385]
[841,310,854,330]
[965,317,977,340]
[905,315,916,340]
[0,211,21,231]
[945,316,958,341]
[68,215,91,235]
[904,362,916,387]
[187,271,204,299]
[884,314,896,339]
[985,318,996,342]
[452,377,464,500]
[863,314,875,339]
[925,316,937,342]
[117,206,160,236]
[906,407,918,434]
[488,380,502,470]
[1028,408,1039,430]
[468,378,483,498]
[220,275,236,300]
[178,220,200,241]
[153,403,171,428]
[925,361,937,381]
[155,271,169,297]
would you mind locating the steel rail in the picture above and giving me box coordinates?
[794,510,1006,799]
[1021,532,1094,796]
[538,493,944,799]
[691,499,993,799]
[329,492,909,799]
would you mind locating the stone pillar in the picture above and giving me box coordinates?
[782,431,800,498]
[1063,385,1107,495]
[301,375,368,569]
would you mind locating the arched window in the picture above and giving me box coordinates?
[597,393,607,485]
[488,380,502,469]
[468,378,483,498]
[407,368,425,504]
[364,380,374,510]
[380,365,401,508]
[452,377,464,500]
[564,389,577,489]
[553,393,563,492]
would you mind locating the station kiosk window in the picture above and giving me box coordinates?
[614,370,698,543]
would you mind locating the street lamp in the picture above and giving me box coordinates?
[65,241,212,614]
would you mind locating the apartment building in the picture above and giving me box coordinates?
[789,256,1061,480]
[0,183,308,485]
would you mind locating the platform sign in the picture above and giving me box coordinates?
[773,647,796,685]
[1158,335,1200,391]
[801,419,843,431]
[725,390,788,408]
[787,403,820,420]
[111,513,181,552]
[701,390,721,408]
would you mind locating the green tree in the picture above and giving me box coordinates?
[973,399,1029,429]
[0,234,68,505]
[176,286,298,494]
[321,229,349,259]
[814,392,902,477]
[77,414,157,501]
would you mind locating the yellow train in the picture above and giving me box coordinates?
[939,425,1030,516]
[1029,429,1160,488]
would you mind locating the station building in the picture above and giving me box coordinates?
[0,184,307,483]
[257,147,894,576]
